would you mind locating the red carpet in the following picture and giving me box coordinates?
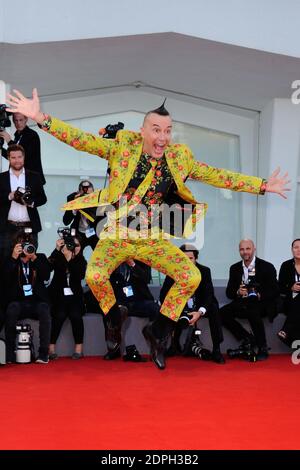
[1,355,299,450]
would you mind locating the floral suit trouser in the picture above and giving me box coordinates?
[86,233,201,322]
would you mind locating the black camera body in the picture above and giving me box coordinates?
[244,268,260,299]
[20,228,36,256]
[14,186,33,206]
[102,122,124,139]
[57,227,77,251]
[0,104,11,148]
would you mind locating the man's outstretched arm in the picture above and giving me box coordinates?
[6,88,114,161]
[189,158,290,199]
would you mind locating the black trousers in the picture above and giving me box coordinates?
[205,303,224,348]
[125,299,160,322]
[50,297,84,344]
[219,298,267,348]
[280,295,300,345]
[5,299,51,358]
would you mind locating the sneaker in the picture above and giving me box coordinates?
[35,355,49,364]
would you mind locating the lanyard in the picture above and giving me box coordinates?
[21,262,30,284]
[295,271,300,283]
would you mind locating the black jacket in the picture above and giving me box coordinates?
[160,262,218,312]
[47,249,87,307]
[278,259,300,313]
[62,192,97,230]
[111,261,153,304]
[3,253,51,305]
[225,257,279,304]
[0,170,47,233]
[1,126,45,184]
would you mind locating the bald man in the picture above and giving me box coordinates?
[220,239,279,360]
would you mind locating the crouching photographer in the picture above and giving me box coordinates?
[160,244,225,364]
[4,230,51,363]
[63,180,98,252]
[48,229,87,360]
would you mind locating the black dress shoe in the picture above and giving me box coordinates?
[103,346,121,360]
[142,325,166,370]
[256,346,269,361]
[123,345,147,362]
[211,350,226,364]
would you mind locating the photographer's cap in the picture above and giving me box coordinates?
[79,180,93,190]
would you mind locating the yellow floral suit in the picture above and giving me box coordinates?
[41,116,265,320]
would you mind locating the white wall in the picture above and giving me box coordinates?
[258,98,300,270]
[1,0,300,58]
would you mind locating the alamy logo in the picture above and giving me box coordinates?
[291,340,300,364]
[291,80,300,104]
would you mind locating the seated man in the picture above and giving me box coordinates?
[219,239,279,361]
[84,259,159,361]
[160,244,225,364]
[4,230,51,363]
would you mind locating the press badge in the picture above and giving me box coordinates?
[123,286,134,297]
[64,287,74,296]
[23,284,33,296]
[86,227,96,238]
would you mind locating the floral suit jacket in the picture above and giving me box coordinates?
[41,116,265,237]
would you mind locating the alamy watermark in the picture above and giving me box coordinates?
[291,80,300,104]
[94,200,205,247]
[291,340,300,364]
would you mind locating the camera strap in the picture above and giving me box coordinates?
[64,271,74,296]
[21,261,30,284]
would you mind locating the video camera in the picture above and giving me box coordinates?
[0,104,11,148]
[57,227,78,252]
[20,228,36,256]
[99,121,124,139]
[14,186,33,207]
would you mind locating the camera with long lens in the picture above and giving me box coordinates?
[99,121,124,139]
[190,329,212,361]
[14,186,33,206]
[57,227,77,251]
[227,341,257,362]
[15,324,33,364]
[178,307,193,329]
[0,104,11,148]
[20,227,36,256]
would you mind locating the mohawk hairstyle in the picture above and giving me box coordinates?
[143,98,170,123]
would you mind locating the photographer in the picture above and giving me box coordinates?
[63,180,98,251]
[277,239,300,347]
[84,259,159,362]
[160,244,225,364]
[0,112,45,184]
[47,231,87,360]
[0,144,47,260]
[4,230,51,364]
[219,239,279,360]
